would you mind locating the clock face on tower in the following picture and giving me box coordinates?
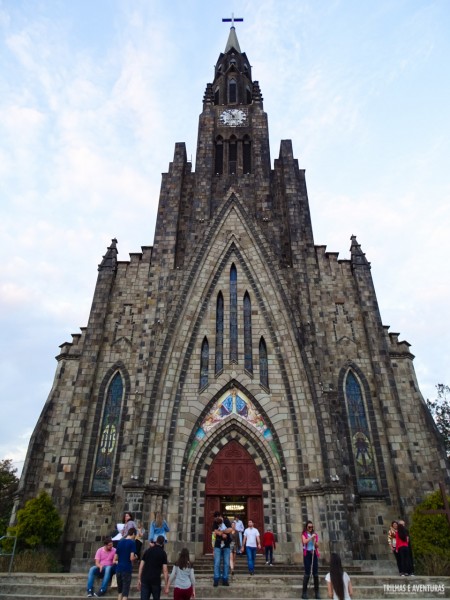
[220,108,246,126]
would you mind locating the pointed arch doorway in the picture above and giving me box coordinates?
[203,440,263,553]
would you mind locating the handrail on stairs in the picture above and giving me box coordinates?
[0,535,17,574]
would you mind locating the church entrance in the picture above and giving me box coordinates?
[203,440,263,553]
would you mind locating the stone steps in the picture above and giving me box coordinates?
[0,573,449,599]
[187,555,372,575]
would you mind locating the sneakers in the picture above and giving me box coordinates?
[87,593,94,598]
[265,561,269,564]
[213,581,219,587]
[223,580,230,586]
[97,591,106,597]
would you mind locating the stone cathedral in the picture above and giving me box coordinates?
[16,23,449,569]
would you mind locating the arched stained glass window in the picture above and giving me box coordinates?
[200,337,209,388]
[92,372,124,493]
[244,292,253,373]
[259,337,268,388]
[230,265,238,363]
[345,371,378,492]
[215,293,224,374]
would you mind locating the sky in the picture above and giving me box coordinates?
[1,0,449,476]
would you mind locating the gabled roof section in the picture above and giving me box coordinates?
[225,26,241,53]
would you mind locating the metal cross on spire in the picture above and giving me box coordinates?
[222,13,243,27]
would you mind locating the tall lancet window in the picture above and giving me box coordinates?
[230,264,238,362]
[215,137,223,175]
[244,292,253,373]
[345,371,379,493]
[243,136,251,174]
[92,371,124,493]
[215,292,224,374]
[259,337,269,388]
[229,137,237,175]
[228,78,237,103]
[200,337,209,388]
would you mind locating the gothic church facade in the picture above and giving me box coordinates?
[16,25,449,568]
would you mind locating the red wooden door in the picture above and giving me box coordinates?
[247,495,264,553]
[203,441,263,553]
[204,496,221,553]
[247,496,264,534]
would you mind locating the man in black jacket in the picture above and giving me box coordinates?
[137,535,169,600]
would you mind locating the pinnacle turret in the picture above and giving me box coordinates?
[98,238,118,271]
[350,235,370,269]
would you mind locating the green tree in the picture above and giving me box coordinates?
[9,491,63,550]
[426,384,450,456]
[410,489,450,575]
[0,459,19,536]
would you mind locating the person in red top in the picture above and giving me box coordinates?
[395,522,413,576]
[263,525,276,566]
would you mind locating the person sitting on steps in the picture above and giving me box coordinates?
[86,536,116,598]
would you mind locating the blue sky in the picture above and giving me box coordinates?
[1,0,449,475]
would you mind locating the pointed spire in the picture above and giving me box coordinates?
[98,238,118,272]
[225,26,241,53]
[350,235,370,269]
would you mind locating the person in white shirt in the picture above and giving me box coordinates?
[234,515,245,553]
[325,553,353,600]
[240,519,261,575]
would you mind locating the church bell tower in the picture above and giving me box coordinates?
[165,19,315,272]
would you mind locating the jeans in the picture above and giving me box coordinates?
[303,550,318,576]
[213,546,230,582]
[265,545,273,564]
[246,546,257,573]
[87,565,115,592]
[117,571,132,597]
[141,581,162,600]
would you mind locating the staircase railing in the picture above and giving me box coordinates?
[0,535,17,574]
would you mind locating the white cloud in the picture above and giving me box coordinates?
[0,0,449,471]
